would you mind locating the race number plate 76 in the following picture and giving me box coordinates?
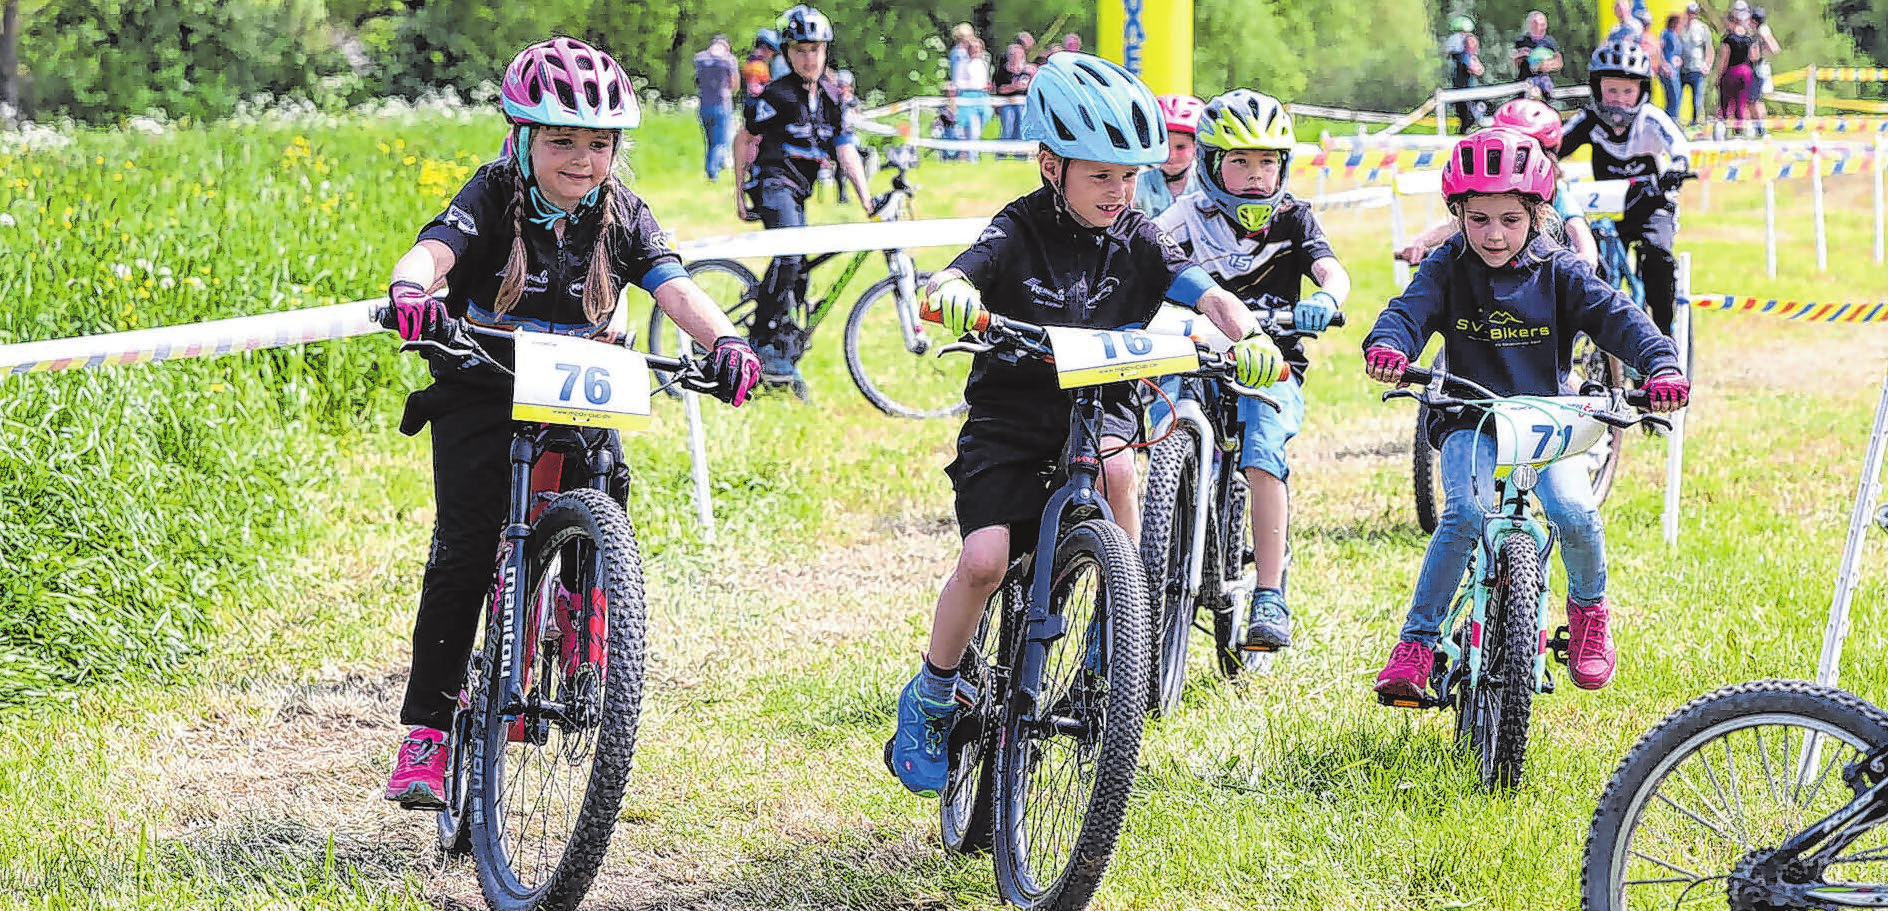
[512,333,653,432]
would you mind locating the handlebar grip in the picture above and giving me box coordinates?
[1400,365,1434,385]
[370,302,392,328]
[917,293,991,333]
[1623,389,1651,409]
[1330,312,1347,328]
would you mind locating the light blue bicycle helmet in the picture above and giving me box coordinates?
[1023,52,1167,167]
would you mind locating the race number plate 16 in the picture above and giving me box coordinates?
[512,333,654,432]
[1043,325,1200,389]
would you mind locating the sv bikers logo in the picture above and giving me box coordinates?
[1025,275,1121,317]
[1455,309,1551,345]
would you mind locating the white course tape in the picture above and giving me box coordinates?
[2,299,384,376]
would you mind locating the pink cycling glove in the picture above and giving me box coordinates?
[1642,371,1690,412]
[387,281,447,342]
[1364,345,1410,384]
[708,336,762,407]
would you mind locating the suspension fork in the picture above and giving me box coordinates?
[1167,399,1218,603]
[497,432,540,712]
[882,248,925,352]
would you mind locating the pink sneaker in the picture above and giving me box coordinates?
[1567,598,1617,690]
[384,726,449,810]
[1374,640,1435,703]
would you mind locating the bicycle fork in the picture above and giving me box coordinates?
[884,250,928,355]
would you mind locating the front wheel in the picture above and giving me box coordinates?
[1412,350,1445,533]
[1570,333,1627,505]
[842,271,969,419]
[994,519,1150,911]
[1138,428,1202,716]
[468,488,648,911]
[1453,533,1540,790]
[1582,680,1888,911]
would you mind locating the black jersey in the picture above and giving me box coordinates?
[1560,105,1692,209]
[743,72,856,199]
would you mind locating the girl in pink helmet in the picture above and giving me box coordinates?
[380,37,760,811]
[1360,129,1689,702]
[1396,98,1597,269]
[1132,94,1204,217]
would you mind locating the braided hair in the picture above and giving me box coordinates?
[493,131,625,332]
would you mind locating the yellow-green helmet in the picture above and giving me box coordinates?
[1197,90,1295,233]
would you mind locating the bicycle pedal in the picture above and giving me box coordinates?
[1548,625,1571,665]
[1376,691,1445,710]
[1540,668,1557,695]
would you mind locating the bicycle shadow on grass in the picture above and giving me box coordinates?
[435,826,1000,911]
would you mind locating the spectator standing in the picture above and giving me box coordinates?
[1511,11,1562,99]
[1659,15,1685,119]
[992,42,1034,151]
[1444,16,1486,133]
[833,70,863,203]
[1677,1,1714,125]
[950,32,993,161]
[1749,5,1780,134]
[693,35,740,181]
[1711,4,1759,135]
[1015,31,1036,62]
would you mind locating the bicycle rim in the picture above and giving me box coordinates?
[843,272,968,419]
[995,519,1149,911]
[1570,334,1626,505]
[650,260,756,393]
[470,489,647,911]
[438,617,487,856]
[1584,681,1888,911]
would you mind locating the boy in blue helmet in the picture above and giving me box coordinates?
[883,52,1288,798]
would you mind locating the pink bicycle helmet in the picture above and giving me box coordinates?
[1441,129,1556,203]
[1489,98,1564,154]
[1156,94,1206,135]
[501,37,641,130]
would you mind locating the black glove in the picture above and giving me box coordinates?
[1656,169,1694,193]
[1624,177,1665,212]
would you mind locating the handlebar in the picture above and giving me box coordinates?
[1385,364,1667,431]
[915,300,1284,411]
[371,303,715,394]
[1255,308,1346,334]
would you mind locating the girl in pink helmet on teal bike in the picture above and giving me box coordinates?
[1362,129,1689,703]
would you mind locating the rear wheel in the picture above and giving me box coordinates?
[993,519,1149,911]
[1138,428,1202,716]
[1581,681,1888,911]
[469,488,647,911]
[1570,333,1627,504]
[843,270,968,419]
[1413,351,1445,533]
[437,621,486,855]
[649,259,757,395]
[1454,533,1540,791]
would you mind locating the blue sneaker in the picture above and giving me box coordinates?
[754,342,796,382]
[1244,590,1293,651]
[884,676,955,797]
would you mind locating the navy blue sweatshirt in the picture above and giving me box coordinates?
[1364,233,1680,445]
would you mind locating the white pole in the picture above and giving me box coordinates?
[1435,89,1448,138]
[1812,132,1828,273]
[1765,179,1778,278]
[1815,367,1888,690]
[1663,253,1692,546]
[1875,135,1885,264]
[1389,175,1411,288]
[683,389,716,541]
[1807,64,1818,119]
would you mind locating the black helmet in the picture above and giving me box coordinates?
[1588,37,1653,130]
[778,5,834,44]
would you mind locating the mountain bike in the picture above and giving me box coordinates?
[918,307,1252,909]
[1583,679,1888,909]
[379,307,713,911]
[646,155,967,418]
[1380,365,1667,789]
[1135,304,1339,716]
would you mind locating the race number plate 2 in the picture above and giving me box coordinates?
[1568,180,1629,218]
[1044,326,1200,389]
[1144,303,1235,353]
[512,333,653,432]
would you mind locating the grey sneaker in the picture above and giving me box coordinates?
[1243,590,1293,651]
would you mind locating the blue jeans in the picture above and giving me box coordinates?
[995,100,1022,141]
[699,104,731,180]
[1148,375,1304,481]
[956,90,992,162]
[1660,73,1683,120]
[1400,429,1606,646]
[1679,71,1707,123]
[750,180,808,356]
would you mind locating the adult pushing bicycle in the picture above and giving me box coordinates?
[652,149,966,416]
[377,306,739,911]
[1375,364,1671,789]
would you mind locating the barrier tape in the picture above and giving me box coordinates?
[2,300,384,376]
[1687,118,1888,138]
[1773,67,1888,85]
[1690,295,1888,323]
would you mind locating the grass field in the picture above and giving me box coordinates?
[3,104,1888,910]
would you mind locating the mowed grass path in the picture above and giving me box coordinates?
[4,110,1888,910]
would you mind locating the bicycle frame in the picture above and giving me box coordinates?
[1153,380,1254,642]
[794,174,920,339]
[1430,474,1557,706]
[1590,217,1645,307]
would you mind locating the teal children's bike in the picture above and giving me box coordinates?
[1381,365,1668,789]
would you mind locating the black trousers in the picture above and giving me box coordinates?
[1620,207,1678,336]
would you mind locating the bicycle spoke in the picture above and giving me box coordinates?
[1654,791,1740,842]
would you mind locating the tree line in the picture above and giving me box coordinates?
[0,0,1880,125]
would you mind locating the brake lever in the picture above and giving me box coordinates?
[937,339,994,357]
[1383,389,1420,403]
[1640,415,1673,433]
